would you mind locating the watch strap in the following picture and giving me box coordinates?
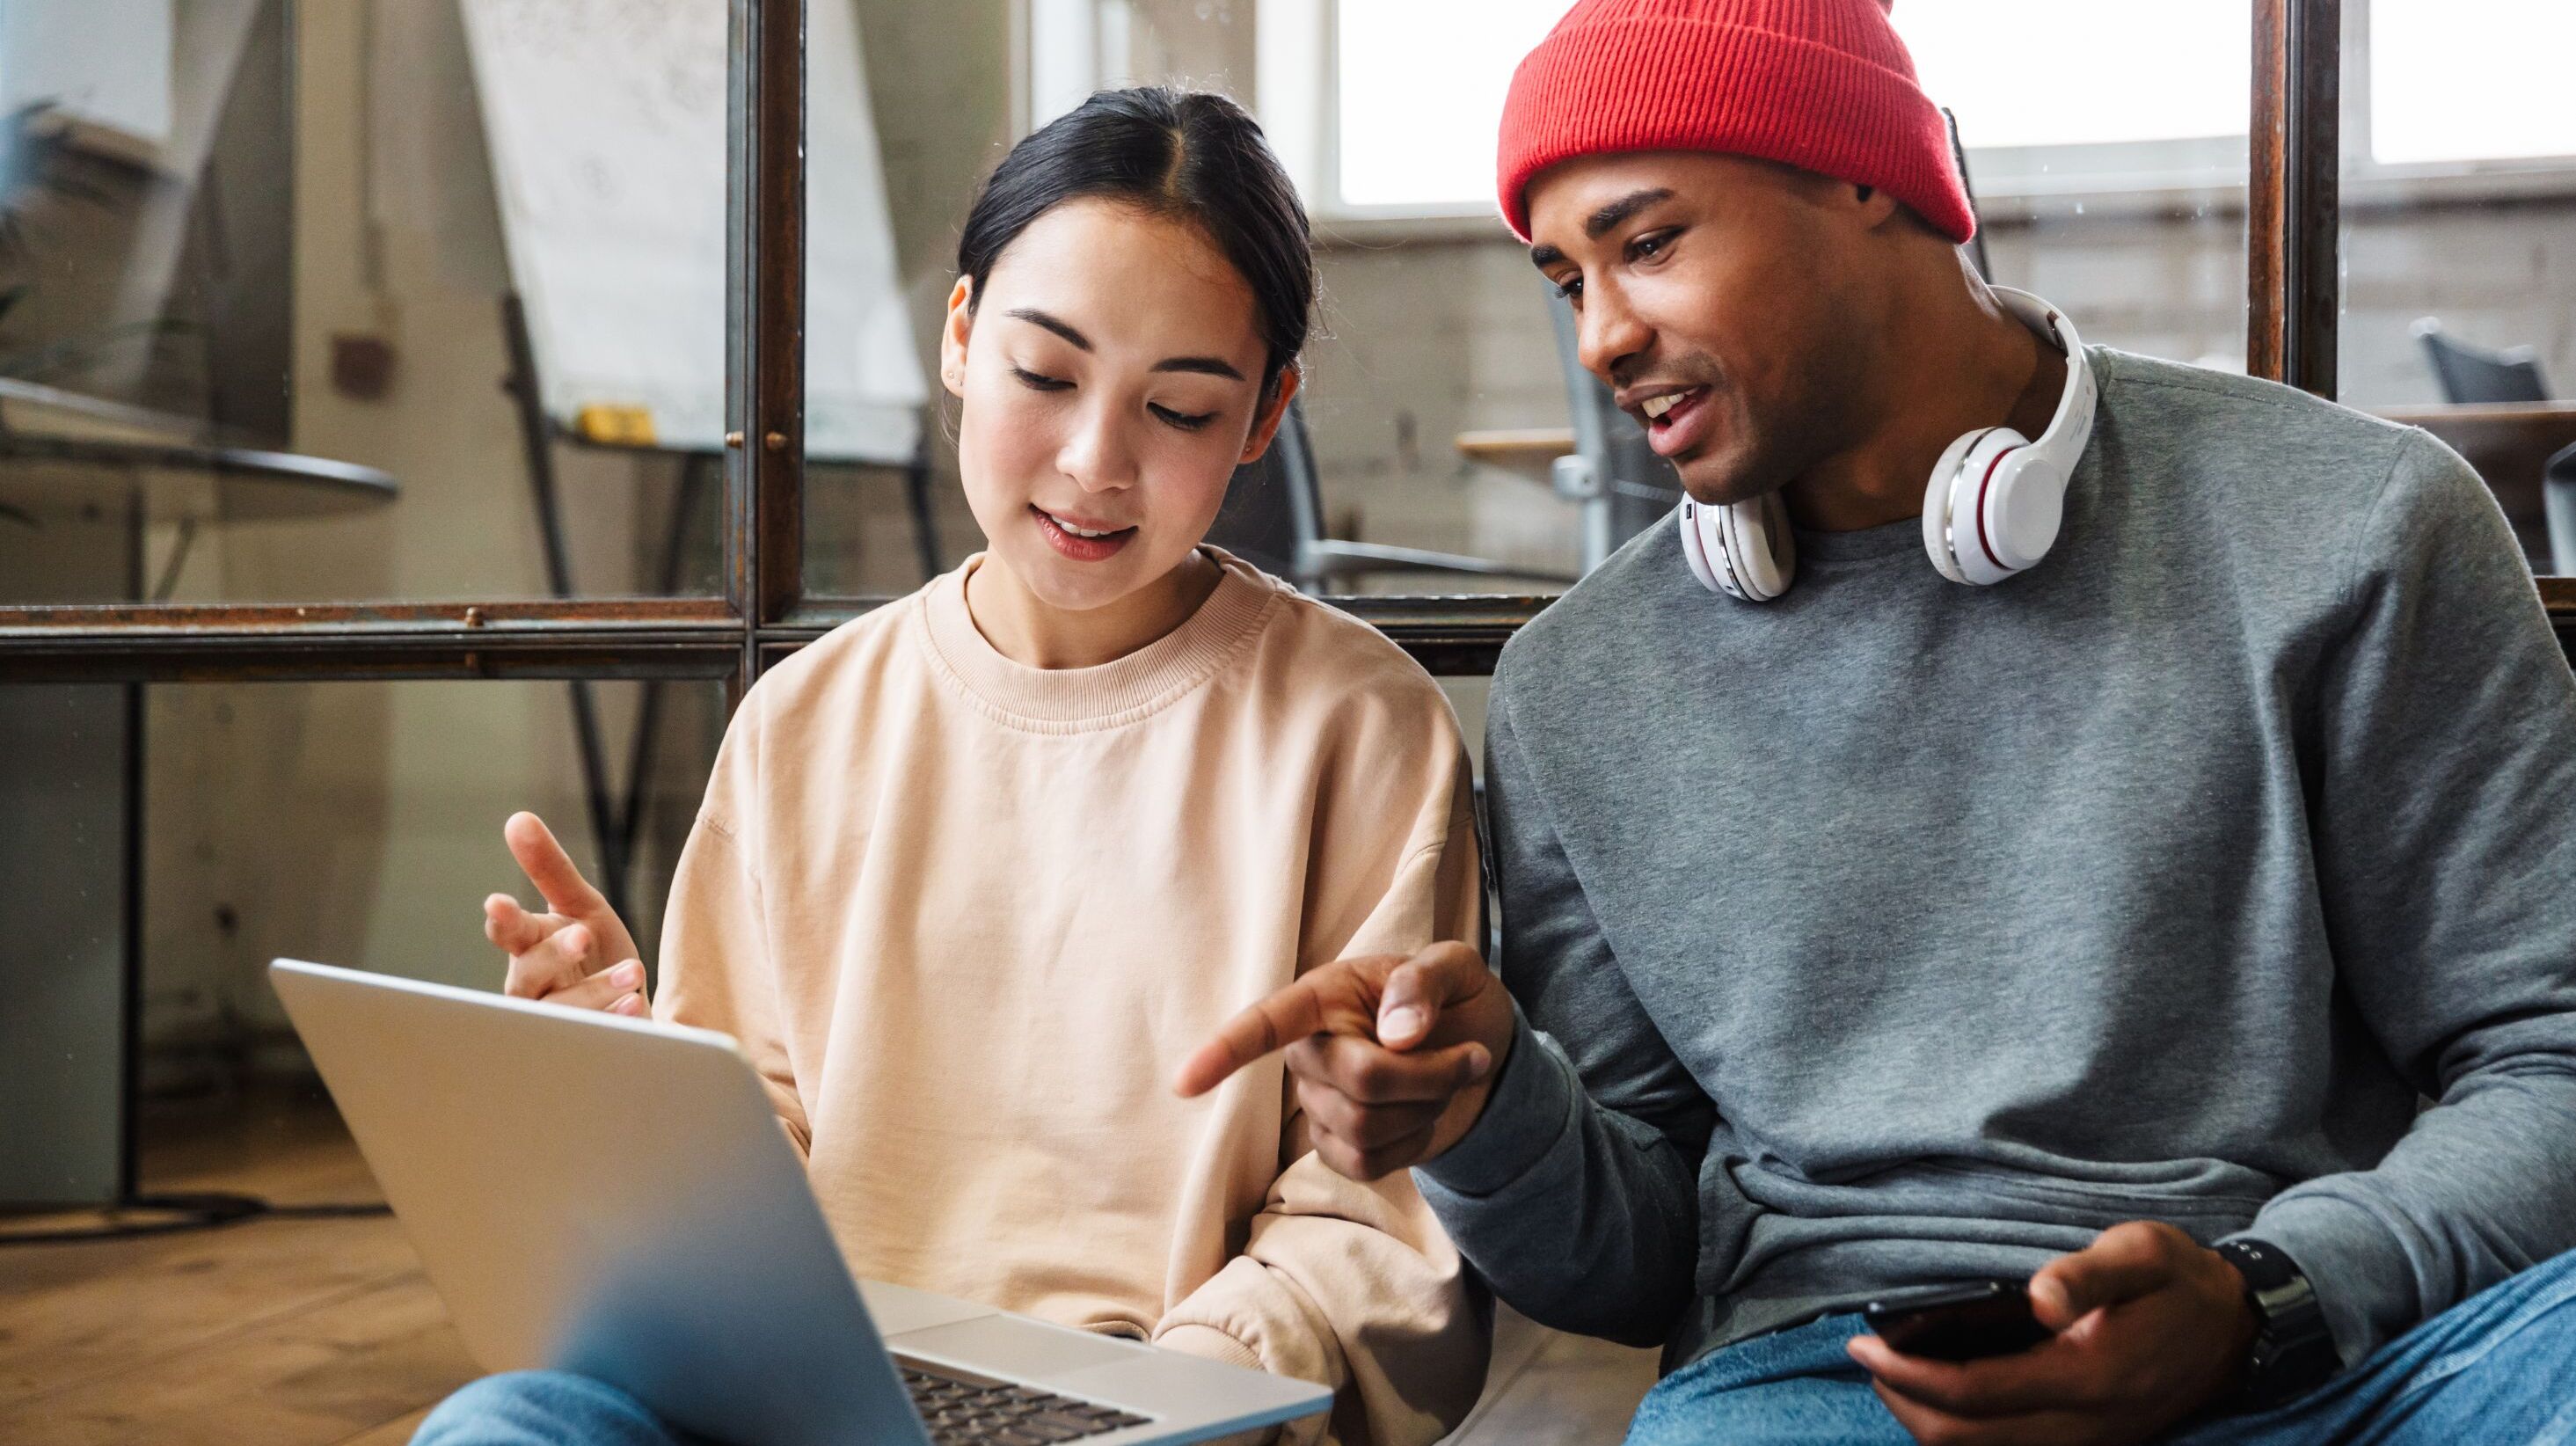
[2215,1238,2339,1410]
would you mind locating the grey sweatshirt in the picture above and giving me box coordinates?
[1415,349,2576,1373]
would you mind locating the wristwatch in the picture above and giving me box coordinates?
[2214,1238,2340,1410]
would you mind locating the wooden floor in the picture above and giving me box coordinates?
[0,1087,1654,1444]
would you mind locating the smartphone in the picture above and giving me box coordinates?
[1861,1280,2052,1362]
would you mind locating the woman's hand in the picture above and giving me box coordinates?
[485,811,647,1016]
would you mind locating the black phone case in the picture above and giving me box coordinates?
[1862,1281,2052,1362]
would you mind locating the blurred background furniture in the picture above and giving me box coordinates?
[1212,398,1573,590]
[2401,318,2576,573]
[0,378,395,1208]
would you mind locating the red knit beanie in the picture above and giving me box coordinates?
[1495,0,1975,245]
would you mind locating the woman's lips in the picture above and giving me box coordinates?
[1645,386,1714,459]
[1032,504,1137,561]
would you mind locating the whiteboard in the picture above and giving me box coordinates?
[456,0,924,463]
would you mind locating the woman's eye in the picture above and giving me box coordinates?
[1149,405,1217,432]
[1011,366,1072,391]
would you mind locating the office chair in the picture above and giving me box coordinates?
[2551,443,2576,576]
[2413,318,2550,405]
[1208,397,1573,591]
[2412,318,2573,572]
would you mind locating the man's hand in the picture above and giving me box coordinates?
[485,811,648,1016]
[1845,1221,2260,1445]
[1172,941,1517,1180]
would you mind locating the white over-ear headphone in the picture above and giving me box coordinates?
[1678,288,2097,601]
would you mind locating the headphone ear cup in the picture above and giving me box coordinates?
[1678,499,1732,596]
[1921,432,1982,585]
[1680,494,1797,602]
[1980,451,2067,571]
[1726,492,1794,602]
[1923,427,2028,586]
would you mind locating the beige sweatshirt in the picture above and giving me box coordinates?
[653,550,1490,1446]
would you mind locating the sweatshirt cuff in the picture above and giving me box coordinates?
[1415,1010,1581,1199]
[2229,1192,2399,1369]
[1153,1322,1266,1375]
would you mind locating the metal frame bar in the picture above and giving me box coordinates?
[2250,0,2342,398]
[734,0,806,679]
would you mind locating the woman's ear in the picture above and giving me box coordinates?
[938,276,975,400]
[1238,364,1303,465]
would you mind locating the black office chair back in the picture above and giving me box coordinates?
[2413,318,2550,404]
[1208,397,1324,581]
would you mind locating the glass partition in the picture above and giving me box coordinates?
[0,0,725,606]
[1,676,721,1201]
[2337,0,2576,575]
[809,0,1584,602]
[1893,1,2253,374]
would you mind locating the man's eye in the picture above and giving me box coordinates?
[1629,230,1672,262]
[1551,275,1584,302]
[1011,367,1072,391]
[1150,405,1216,432]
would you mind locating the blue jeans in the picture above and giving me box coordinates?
[414,1369,723,1446]
[1627,1249,2576,1446]
[416,1252,2576,1446]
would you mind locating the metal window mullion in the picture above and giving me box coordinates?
[2251,0,2341,398]
[727,0,807,698]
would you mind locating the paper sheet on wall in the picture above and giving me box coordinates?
[456,0,924,464]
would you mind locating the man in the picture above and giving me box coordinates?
[1177,1,2576,1441]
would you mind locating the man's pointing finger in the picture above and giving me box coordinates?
[1173,978,1333,1099]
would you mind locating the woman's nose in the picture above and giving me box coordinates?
[1057,404,1142,493]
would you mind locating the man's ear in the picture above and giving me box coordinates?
[939,276,975,400]
[1851,181,1904,231]
[1238,364,1303,465]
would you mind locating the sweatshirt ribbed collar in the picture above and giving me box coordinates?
[919,547,1281,731]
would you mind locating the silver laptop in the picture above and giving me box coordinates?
[270,959,1331,1446]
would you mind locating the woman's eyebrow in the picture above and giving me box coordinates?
[1006,307,1091,349]
[1151,355,1245,381]
[1006,307,1244,381]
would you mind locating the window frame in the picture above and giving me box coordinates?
[0,0,2566,695]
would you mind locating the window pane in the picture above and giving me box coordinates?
[1892,2,2250,151]
[2340,4,2576,576]
[803,0,983,598]
[1332,0,1567,210]
[0,677,725,1202]
[0,0,723,606]
[1893,4,2250,373]
[810,0,1579,602]
[2369,0,2576,165]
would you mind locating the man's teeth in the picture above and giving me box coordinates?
[1050,513,1121,538]
[1642,391,1689,421]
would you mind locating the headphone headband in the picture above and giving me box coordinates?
[1989,288,2097,489]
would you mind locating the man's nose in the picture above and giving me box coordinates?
[1576,284,1653,386]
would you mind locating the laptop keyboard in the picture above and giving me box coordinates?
[896,1356,1156,1445]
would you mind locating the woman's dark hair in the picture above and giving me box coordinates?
[957,87,1315,398]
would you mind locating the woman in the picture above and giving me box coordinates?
[418,89,1489,1446]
